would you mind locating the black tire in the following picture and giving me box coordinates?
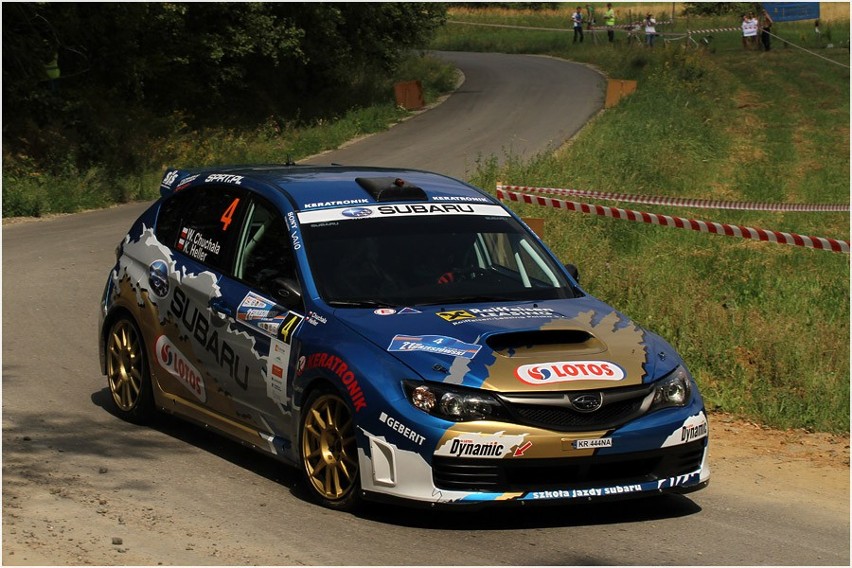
[299,387,362,511]
[104,316,156,424]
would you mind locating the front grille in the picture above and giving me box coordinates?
[497,383,654,432]
[433,440,706,492]
[510,397,644,430]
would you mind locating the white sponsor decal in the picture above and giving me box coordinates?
[434,432,527,459]
[662,411,708,447]
[297,203,511,224]
[176,174,199,189]
[515,361,625,385]
[432,196,492,203]
[204,173,243,185]
[379,412,425,446]
[529,484,642,500]
[155,335,206,402]
[266,338,291,406]
[303,199,370,209]
[160,170,179,188]
[239,291,273,310]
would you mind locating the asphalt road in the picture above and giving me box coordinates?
[304,51,605,178]
[2,52,849,566]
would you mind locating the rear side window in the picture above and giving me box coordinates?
[155,185,247,273]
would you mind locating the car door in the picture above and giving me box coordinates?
[208,195,306,441]
[153,183,265,418]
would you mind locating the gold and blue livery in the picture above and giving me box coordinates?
[99,164,709,510]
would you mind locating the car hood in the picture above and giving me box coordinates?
[333,298,675,392]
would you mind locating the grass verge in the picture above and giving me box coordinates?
[438,6,849,433]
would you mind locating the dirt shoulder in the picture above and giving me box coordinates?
[708,412,850,514]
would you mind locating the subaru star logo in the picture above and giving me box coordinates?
[147,260,170,298]
[570,393,603,413]
[341,207,373,218]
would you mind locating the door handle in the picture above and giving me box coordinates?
[209,297,234,318]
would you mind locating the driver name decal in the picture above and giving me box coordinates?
[176,227,221,262]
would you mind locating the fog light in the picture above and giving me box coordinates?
[411,385,436,412]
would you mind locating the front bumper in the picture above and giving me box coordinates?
[357,402,710,507]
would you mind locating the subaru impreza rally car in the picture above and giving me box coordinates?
[99,164,709,510]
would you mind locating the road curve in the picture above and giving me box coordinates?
[2,52,848,566]
[304,51,605,179]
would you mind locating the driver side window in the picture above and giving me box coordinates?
[234,199,299,300]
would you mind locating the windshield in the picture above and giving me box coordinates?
[299,207,575,307]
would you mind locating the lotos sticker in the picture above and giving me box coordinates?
[515,361,625,385]
[155,335,206,402]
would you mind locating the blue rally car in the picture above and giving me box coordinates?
[99,165,709,510]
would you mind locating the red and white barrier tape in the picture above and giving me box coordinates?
[445,20,671,33]
[497,184,850,212]
[592,20,673,30]
[497,188,850,254]
[687,27,742,34]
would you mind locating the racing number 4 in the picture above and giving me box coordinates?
[220,198,240,231]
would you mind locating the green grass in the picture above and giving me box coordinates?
[437,7,850,433]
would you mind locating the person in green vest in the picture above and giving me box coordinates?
[44,52,60,92]
[604,3,616,43]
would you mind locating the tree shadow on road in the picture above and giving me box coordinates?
[88,387,305,491]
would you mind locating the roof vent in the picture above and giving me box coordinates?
[355,177,427,202]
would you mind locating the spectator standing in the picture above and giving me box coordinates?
[644,13,657,47]
[742,12,758,49]
[572,6,584,43]
[760,9,774,51]
[44,51,60,93]
[604,3,616,43]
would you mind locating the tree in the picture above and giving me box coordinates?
[2,3,447,171]
[683,3,761,16]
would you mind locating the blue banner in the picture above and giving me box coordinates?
[762,3,820,22]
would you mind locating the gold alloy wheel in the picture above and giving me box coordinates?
[301,393,359,501]
[106,319,144,412]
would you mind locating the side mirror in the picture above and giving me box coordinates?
[272,277,303,310]
[565,263,580,283]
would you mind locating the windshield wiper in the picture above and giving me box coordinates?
[414,295,519,307]
[327,299,397,309]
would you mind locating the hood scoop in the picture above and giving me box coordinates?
[487,329,606,359]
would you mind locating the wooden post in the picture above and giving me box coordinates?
[605,79,638,108]
[393,80,425,110]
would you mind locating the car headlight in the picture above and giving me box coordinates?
[403,380,508,422]
[650,365,693,411]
